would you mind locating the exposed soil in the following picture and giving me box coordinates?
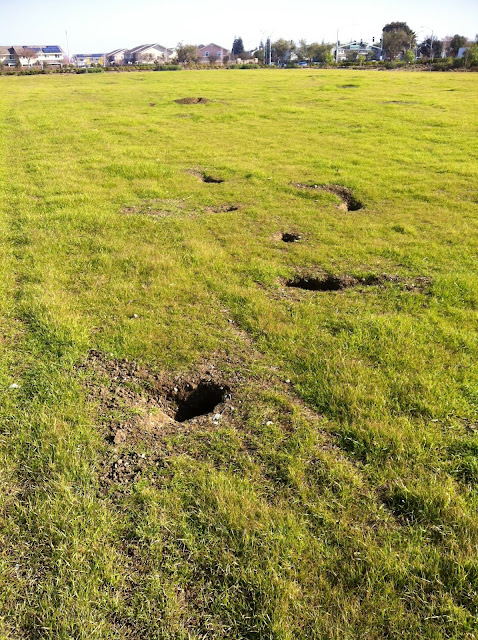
[293,183,364,211]
[189,169,225,184]
[81,349,232,432]
[149,102,156,107]
[120,199,238,218]
[286,273,431,293]
[169,380,230,422]
[340,84,360,89]
[287,274,359,291]
[282,232,302,243]
[77,350,234,491]
[175,97,211,104]
[383,100,417,104]
[205,204,240,213]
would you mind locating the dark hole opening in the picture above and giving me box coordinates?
[174,381,229,422]
[287,274,354,291]
[203,174,224,184]
[282,232,302,243]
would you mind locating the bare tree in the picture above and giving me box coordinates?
[21,48,38,68]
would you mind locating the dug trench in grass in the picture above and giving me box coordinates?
[293,183,364,211]
[286,273,432,292]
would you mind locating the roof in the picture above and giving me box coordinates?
[198,43,230,52]
[108,48,127,56]
[75,53,104,58]
[127,43,170,55]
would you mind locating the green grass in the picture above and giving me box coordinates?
[0,68,477,639]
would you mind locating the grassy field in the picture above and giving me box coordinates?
[0,68,477,639]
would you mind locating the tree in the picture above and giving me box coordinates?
[175,43,199,65]
[448,34,468,57]
[419,37,443,59]
[296,39,311,61]
[232,37,244,57]
[20,47,37,68]
[307,42,333,63]
[271,38,294,64]
[404,49,415,64]
[382,22,416,59]
[465,43,478,67]
[208,53,218,65]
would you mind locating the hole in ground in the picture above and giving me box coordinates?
[203,174,224,184]
[206,204,240,213]
[282,232,302,243]
[171,380,230,422]
[175,97,210,104]
[293,183,363,211]
[287,274,357,291]
[190,169,225,184]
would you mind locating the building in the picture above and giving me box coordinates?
[123,44,172,64]
[333,41,383,62]
[107,48,128,66]
[197,43,231,64]
[0,45,64,67]
[73,53,105,67]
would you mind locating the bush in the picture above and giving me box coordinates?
[154,64,181,71]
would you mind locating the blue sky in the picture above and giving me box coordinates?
[1,0,477,54]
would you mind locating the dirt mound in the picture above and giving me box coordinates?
[293,183,363,211]
[175,97,210,104]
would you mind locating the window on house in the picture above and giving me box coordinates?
[205,51,209,57]
[217,51,221,56]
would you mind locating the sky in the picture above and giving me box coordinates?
[0,0,477,55]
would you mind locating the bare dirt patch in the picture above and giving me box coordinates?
[78,350,234,491]
[205,204,240,213]
[175,97,211,105]
[189,169,225,184]
[285,273,431,293]
[293,183,363,211]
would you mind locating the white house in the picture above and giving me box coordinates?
[0,45,64,67]
[73,53,105,67]
[124,44,173,64]
[107,48,128,66]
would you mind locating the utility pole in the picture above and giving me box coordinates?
[65,30,70,66]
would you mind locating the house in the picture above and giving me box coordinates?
[0,45,64,67]
[73,53,105,67]
[107,48,128,66]
[333,41,382,62]
[197,43,231,64]
[124,44,173,64]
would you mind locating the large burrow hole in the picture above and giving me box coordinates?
[190,169,225,184]
[282,232,302,243]
[294,183,363,212]
[169,380,230,422]
[202,174,224,184]
[287,274,357,291]
[175,97,211,104]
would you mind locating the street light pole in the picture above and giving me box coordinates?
[421,25,434,70]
